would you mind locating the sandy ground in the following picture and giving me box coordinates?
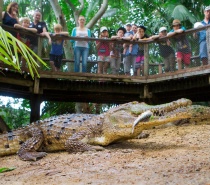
[1,124,210,185]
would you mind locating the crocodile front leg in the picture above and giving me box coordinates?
[17,127,46,161]
[65,130,104,153]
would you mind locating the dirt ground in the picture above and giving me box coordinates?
[1,124,210,185]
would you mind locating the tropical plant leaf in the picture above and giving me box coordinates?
[0,26,49,79]
[171,5,197,23]
[0,167,16,173]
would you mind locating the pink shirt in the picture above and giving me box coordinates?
[96,41,110,56]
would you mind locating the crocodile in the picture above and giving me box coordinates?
[0,98,210,161]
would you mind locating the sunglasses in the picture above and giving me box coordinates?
[173,25,180,27]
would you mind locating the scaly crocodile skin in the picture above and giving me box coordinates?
[0,98,209,161]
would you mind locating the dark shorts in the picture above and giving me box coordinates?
[50,54,63,68]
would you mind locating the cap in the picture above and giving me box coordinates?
[172,19,181,26]
[159,27,167,33]
[138,25,147,31]
[100,26,108,32]
[205,6,210,11]
[117,27,126,34]
[126,23,132,27]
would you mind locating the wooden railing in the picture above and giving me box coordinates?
[1,24,210,76]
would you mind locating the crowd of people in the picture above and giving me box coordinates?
[2,2,210,75]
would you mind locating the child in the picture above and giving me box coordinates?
[49,24,69,71]
[14,17,37,71]
[133,26,149,76]
[156,27,175,72]
[122,23,134,56]
[96,26,110,74]
[110,27,126,74]
[167,19,191,70]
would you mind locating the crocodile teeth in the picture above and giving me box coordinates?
[132,110,153,133]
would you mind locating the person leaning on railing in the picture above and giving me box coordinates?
[167,19,191,70]
[48,24,69,72]
[152,27,175,72]
[2,2,19,36]
[96,26,110,74]
[110,27,126,75]
[194,6,210,66]
[14,17,37,72]
[28,10,48,54]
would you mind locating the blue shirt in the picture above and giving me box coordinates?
[197,20,210,43]
[50,33,64,55]
[125,43,138,56]
[169,26,186,33]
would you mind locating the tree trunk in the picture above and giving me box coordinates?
[49,0,74,72]
[0,116,9,133]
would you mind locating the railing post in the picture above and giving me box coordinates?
[144,43,149,76]
[37,36,42,66]
[206,27,210,64]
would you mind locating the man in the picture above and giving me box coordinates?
[197,6,210,65]
[29,10,48,53]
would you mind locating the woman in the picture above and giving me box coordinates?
[71,15,91,72]
[2,2,19,37]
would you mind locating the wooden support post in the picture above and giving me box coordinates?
[144,84,152,99]
[144,44,149,76]
[30,95,41,123]
[206,27,210,64]
[34,77,40,94]
[158,64,163,74]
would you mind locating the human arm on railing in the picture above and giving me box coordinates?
[40,32,52,45]
[14,24,37,33]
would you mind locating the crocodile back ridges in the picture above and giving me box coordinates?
[130,98,192,116]
[38,113,97,152]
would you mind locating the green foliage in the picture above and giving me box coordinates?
[0,98,30,129]
[41,101,76,119]
[0,167,16,173]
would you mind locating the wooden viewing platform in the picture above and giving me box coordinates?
[1,23,210,122]
[1,63,210,122]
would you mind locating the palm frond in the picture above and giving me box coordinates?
[0,26,49,79]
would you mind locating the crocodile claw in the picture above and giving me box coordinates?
[132,110,153,133]
[18,151,47,161]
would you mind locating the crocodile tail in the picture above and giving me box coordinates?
[0,128,26,157]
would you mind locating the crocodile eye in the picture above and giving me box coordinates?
[5,144,9,148]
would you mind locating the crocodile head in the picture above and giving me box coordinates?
[90,98,199,146]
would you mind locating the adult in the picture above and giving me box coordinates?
[2,2,19,36]
[28,10,48,53]
[71,15,91,73]
[197,6,210,65]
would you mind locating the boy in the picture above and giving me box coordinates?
[167,19,191,70]
[14,17,37,71]
[110,27,126,74]
[48,24,69,71]
[156,27,175,72]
